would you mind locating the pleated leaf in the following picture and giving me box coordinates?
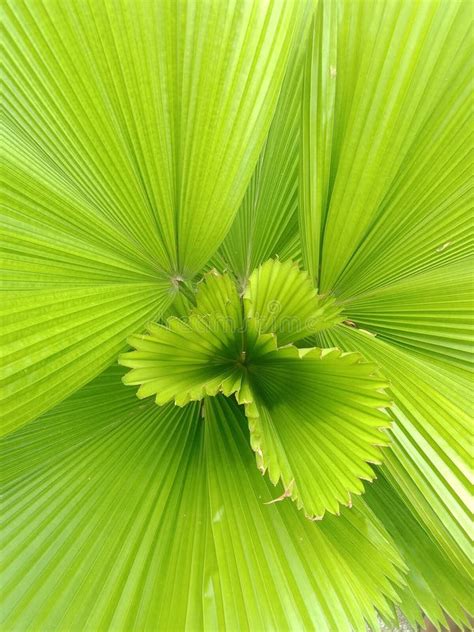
[339,260,473,370]
[4,0,306,278]
[120,316,244,407]
[121,263,342,405]
[244,259,341,346]
[320,326,472,580]
[365,472,473,630]
[299,0,337,283]
[1,370,406,632]
[216,2,314,281]
[2,0,306,428]
[243,345,391,519]
[300,0,473,293]
[4,0,472,628]
[120,272,269,405]
[0,283,173,435]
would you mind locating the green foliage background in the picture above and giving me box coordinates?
[1,0,472,630]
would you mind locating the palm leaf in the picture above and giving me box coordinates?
[120,262,341,405]
[365,472,473,630]
[244,259,341,345]
[321,326,472,581]
[299,0,337,283]
[243,344,390,519]
[120,271,258,405]
[0,283,173,435]
[298,4,472,621]
[300,0,472,291]
[2,0,305,429]
[339,260,473,369]
[2,368,406,632]
[217,3,313,280]
[2,0,472,628]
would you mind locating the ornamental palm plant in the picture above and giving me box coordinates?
[1,0,472,630]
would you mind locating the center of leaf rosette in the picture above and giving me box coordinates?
[119,259,340,406]
[119,260,390,520]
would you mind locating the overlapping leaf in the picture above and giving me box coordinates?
[2,0,305,429]
[339,260,473,369]
[121,263,390,520]
[365,472,473,630]
[120,262,341,403]
[4,0,305,278]
[1,370,406,632]
[300,0,473,292]
[216,3,314,281]
[0,283,173,435]
[320,326,472,580]
[243,345,390,519]
[244,259,341,345]
[298,4,473,624]
[2,0,472,628]
[119,272,269,405]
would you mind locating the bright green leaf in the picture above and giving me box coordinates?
[320,325,472,579]
[1,370,406,632]
[299,0,472,292]
[244,259,341,346]
[0,283,173,435]
[244,344,391,519]
[299,0,337,283]
[365,472,473,630]
[120,263,341,405]
[4,0,306,279]
[119,271,263,406]
[2,0,472,627]
[216,2,314,281]
[2,0,308,428]
[339,260,473,369]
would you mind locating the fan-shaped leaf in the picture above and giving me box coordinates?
[4,0,306,278]
[119,272,264,405]
[120,263,342,405]
[244,259,341,345]
[2,0,307,428]
[1,370,406,632]
[365,472,473,630]
[243,344,391,519]
[300,0,472,292]
[216,2,314,280]
[0,283,173,435]
[339,260,473,369]
[320,325,472,578]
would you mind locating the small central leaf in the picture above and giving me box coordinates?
[243,345,391,519]
[119,270,273,406]
[119,259,389,519]
[119,260,339,406]
[244,259,342,344]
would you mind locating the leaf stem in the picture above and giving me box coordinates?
[178,280,197,307]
